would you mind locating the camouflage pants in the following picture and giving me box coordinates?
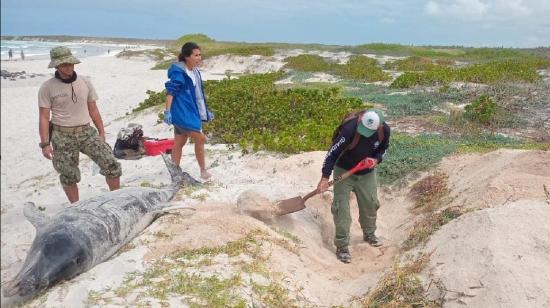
[332,166,380,249]
[51,125,122,186]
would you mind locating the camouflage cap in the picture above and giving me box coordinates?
[48,46,81,68]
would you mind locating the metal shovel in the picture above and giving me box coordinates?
[276,158,375,216]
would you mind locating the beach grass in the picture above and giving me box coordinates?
[87,229,299,307]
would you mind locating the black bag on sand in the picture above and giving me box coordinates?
[113,123,145,160]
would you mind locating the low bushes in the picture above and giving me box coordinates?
[284,54,390,82]
[384,56,445,71]
[390,59,549,88]
[133,73,538,186]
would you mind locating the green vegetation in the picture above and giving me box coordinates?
[173,34,273,58]
[283,54,333,72]
[134,70,546,186]
[464,94,497,125]
[284,54,390,82]
[385,56,450,71]
[362,253,438,307]
[390,59,550,88]
[87,230,299,307]
[204,73,366,153]
[335,55,391,81]
[147,34,279,69]
[403,207,464,250]
[350,43,550,61]
[378,133,456,185]
[132,89,167,112]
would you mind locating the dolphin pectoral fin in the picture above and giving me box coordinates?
[150,203,197,216]
[23,202,48,230]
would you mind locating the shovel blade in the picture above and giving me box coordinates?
[276,196,306,216]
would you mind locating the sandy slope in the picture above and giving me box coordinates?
[423,200,550,307]
[418,150,550,307]
[1,51,549,307]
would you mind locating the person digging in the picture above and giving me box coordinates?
[317,109,390,263]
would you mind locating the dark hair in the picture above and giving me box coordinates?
[178,42,200,62]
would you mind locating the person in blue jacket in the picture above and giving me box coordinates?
[317,109,390,263]
[163,42,214,180]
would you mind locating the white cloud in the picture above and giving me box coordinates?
[425,1,441,14]
[424,0,488,19]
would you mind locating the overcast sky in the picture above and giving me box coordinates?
[1,0,549,47]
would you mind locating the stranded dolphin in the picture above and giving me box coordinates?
[3,154,199,298]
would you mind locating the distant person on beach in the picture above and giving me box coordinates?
[163,42,214,180]
[20,49,25,60]
[38,46,121,203]
[8,49,13,60]
[316,109,390,263]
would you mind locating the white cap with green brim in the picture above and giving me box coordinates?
[357,109,384,137]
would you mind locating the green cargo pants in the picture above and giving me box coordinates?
[51,126,122,186]
[331,166,380,249]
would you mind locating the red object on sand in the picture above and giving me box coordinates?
[143,138,175,156]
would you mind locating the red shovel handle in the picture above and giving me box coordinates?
[303,158,376,201]
[332,157,375,183]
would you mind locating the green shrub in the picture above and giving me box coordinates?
[335,55,391,81]
[175,33,216,46]
[283,54,333,72]
[384,56,439,71]
[132,89,167,112]
[133,73,537,186]
[203,73,366,152]
[390,59,544,88]
[464,94,497,125]
[284,54,390,82]
[205,45,275,57]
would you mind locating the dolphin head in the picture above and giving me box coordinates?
[4,229,92,298]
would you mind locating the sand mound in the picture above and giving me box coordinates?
[200,54,285,80]
[423,200,550,307]
[140,190,403,306]
[440,149,550,209]
[417,149,550,307]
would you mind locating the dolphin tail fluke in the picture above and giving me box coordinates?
[161,154,200,186]
[23,202,48,230]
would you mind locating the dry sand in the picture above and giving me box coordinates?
[1,48,549,307]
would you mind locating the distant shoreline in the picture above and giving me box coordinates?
[1,35,172,46]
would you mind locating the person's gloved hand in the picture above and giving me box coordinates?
[163,110,172,125]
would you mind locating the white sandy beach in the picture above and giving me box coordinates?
[1,47,550,307]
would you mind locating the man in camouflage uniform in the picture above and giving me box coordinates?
[38,46,122,203]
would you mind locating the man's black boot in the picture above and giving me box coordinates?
[363,232,382,247]
[336,247,352,263]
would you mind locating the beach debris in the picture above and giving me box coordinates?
[1,70,45,80]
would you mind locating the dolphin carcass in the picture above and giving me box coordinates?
[3,154,199,298]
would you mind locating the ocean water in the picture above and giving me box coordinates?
[0,40,122,61]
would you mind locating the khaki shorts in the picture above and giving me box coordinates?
[51,125,122,186]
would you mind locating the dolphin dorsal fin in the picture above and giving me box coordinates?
[23,202,48,230]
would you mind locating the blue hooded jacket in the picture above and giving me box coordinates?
[165,63,213,132]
